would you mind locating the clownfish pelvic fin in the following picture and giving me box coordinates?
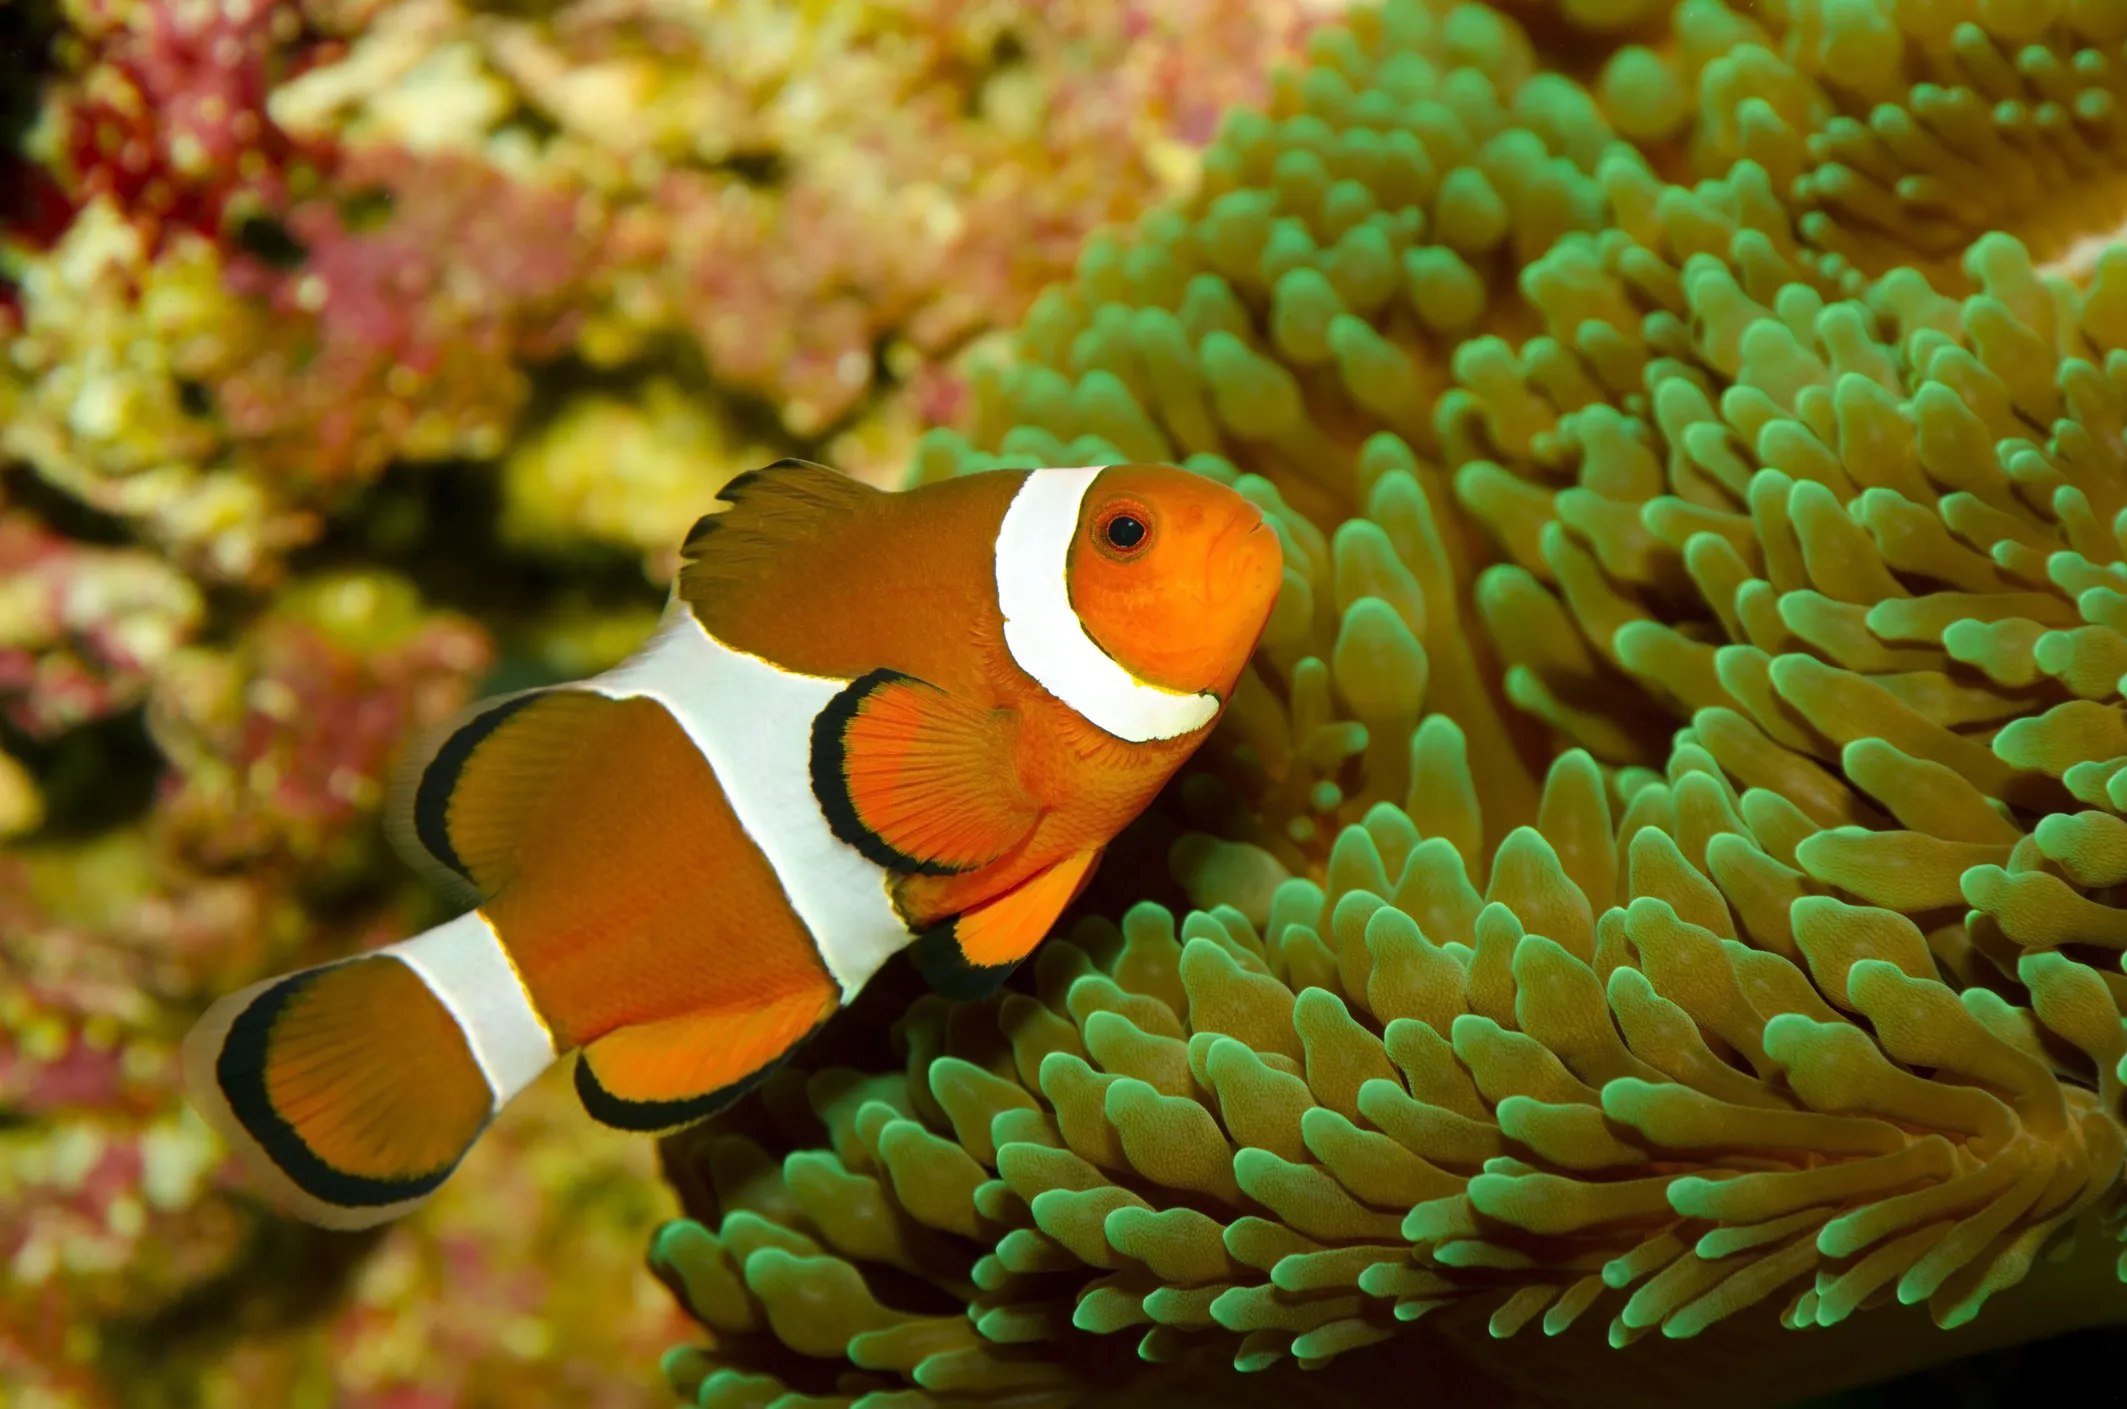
[911,847,1103,999]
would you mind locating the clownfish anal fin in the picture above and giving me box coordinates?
[911,849,1103,999]
[811,670,1039,877]
[387,687,622,903]
[574,981,839,1132]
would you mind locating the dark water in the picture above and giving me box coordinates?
[1803,1327,2127,1409]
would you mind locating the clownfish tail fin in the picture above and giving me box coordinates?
[181,911,557,1229]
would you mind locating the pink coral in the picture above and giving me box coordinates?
[0,570,494,1398]
[214,148,602,487]
[51,0,331,250]
[0,509,204,737]
[582,0,1330,440]
[152,572,492,873]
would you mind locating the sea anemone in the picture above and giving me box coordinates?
[649,0,2127,1402]
[1610,0,2127,279]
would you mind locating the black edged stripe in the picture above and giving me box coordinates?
[572,1022,825,1133]
[808,669,965,878]
[217,969,464,1209]
[910,920,1022,1001]
[411,693,542,888]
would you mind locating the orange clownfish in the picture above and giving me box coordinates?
[182,460,1283,1227]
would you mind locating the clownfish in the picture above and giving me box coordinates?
[182,459,1283,1227]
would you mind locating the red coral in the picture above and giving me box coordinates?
[52,0,335,252]
[0,512,203,738]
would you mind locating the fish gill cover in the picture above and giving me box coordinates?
[11,0,2127,1404]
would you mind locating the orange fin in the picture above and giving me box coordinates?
[678,458,877,602]
[182,954,497,1228]
[811,669,1039,875]
[913,850,1103,999]
[575,980,839,1132]
[386,687,626,904]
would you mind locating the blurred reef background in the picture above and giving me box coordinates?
[17,0,2127,1405]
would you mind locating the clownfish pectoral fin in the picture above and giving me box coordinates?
[811,670,1040,876]
[911,849,1103,1000]
[181,912,554,1229]
[386,686,626,905]
[574,979,840,1133]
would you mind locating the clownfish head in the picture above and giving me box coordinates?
[1065,464,1284,700]
[990,463,1282,745]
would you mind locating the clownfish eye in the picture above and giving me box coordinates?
[1093,503,1153,559]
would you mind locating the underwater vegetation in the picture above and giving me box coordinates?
[647,0,2127,1404]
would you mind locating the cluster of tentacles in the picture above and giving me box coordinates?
[650,751,2127,1405]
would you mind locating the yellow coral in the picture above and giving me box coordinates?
[0,748,43,838]
[1,200,299,581]
[499,378,769,576]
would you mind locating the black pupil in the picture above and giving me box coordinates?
[1106,515,1146,550]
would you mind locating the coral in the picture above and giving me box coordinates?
[0,570,498,1398]
[2,199,312,581]
[0,500,203,741]
[6,0,1323,583]
[542,0,1330,443]
[42,0,325,251]
[148,571,493,882]
[211,145,600,489]
[499,378,774,575]
[3,159,599,583]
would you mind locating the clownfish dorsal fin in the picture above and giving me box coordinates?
[912,848,1103,999]
[385,686,635,904]
[810,669,1041,876]
[677,458,878,606]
